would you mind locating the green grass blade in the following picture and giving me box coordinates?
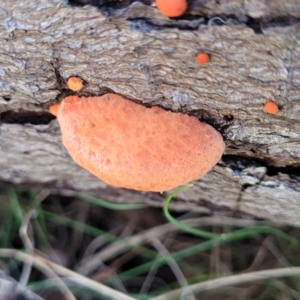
[8,189,24,224]
[0,202,14,248]
[163,185,220,239]
[1,190,24,248]
[79,194,148,210]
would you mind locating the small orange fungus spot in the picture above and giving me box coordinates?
[67,76,84,92]
[49,103,61,116]
[155,0,187,17]
[52,94,225,192]
[265,100,279,115]
[196,53,210,64]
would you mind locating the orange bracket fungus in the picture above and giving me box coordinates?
[155,0,187,17]
[265,100,279,115]
[50,94,225,192]
[196,53,210,64]
[67,76,84,92]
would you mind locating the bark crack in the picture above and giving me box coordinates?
[0,110,55,125]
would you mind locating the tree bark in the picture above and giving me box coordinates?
[1,0,300,225]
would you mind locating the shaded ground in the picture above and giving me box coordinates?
[0,182,300,299]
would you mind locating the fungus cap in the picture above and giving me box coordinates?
[155,0,187,17]
[67,76,84,91]
[196,53,210,64]
[265,100,278,114]
[50,94,225,192]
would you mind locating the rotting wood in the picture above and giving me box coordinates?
[0,0,299,225]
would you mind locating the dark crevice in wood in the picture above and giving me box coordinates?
[67,0,300,33]
[245,17,264,35]
[262,16,300,29]
[245,16,300,34]
[223,155,300,177]
[2,96,11,102]
[52,62,65,91]
[0,110,56,125]
[222,155,263,173]
[128,15,300,33]
[128,17,206,30]
[67,0,134,10]
[265,165,300,177]
[225,138,300,168]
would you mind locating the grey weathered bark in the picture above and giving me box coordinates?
[0,0,300,225]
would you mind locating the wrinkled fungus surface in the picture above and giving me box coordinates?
[155,0,187,17]
[50,94,225,192]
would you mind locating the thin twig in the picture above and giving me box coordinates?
[19,189,50,287]
[139,211,194,295]
[77,217,268,275]
[80,226,128,292]
[17,189,76,300]
[150,237,196,300]
[19,210,35,287]
[0,249,137,300]
[82,226,122,259]
[29,260,77,300]
[264,237,292,268]
[139,232,176,295]
[150,266,300,300]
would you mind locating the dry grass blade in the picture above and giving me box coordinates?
[150,237,197,300]
[77,216,267,276]
[19,210,35,287]
[0,249,137,300]
[29,261,77,300]
[18,189,50,287]
[150,266,300,300]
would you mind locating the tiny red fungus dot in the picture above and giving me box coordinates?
[49,94,225,192]
[155,0,187,17]
[224,113,234,121]
[67,76,83,92]
[196,53,210,64]
[265,100,278,115]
